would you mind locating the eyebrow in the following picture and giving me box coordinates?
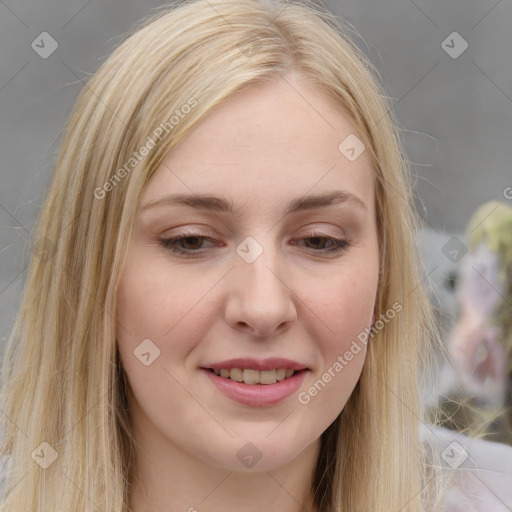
[140,190,367,215]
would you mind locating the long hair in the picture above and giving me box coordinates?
[0,1,444,510]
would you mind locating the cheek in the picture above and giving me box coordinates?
[115,253,183,389]
[296,260,378,409]
[115,257,205,421]
[116,249,198,342]
[304,258,378,341]
[316,282,375,335]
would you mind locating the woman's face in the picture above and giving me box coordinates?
[116,76,380,473]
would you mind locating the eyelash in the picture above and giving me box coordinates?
[158,231,351,257]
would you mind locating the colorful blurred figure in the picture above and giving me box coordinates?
[445,200,512,444]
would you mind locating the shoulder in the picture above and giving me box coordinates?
[421,423,512,511]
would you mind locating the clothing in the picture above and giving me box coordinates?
[421,423,512,511]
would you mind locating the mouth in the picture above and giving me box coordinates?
[203,367,306,385]
[200,365,310,406]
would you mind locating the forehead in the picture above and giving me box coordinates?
[142,78,375,215]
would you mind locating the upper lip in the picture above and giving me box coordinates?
[201,357,309,371]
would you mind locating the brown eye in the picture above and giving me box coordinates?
[159,234,216,255]
[292,233,351,254]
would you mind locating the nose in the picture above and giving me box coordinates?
[224,247,298,338]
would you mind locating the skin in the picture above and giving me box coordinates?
[116,74,380,512]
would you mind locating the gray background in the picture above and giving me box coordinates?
[1,0,511,344]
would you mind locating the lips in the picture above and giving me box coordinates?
[201,367,309,406]
[201,357,309,372]
[199,357,311,405]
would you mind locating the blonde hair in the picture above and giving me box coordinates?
[0,0,444,510]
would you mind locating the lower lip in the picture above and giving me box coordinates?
[201,369,308,407]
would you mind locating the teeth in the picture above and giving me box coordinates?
[229,368,243,382]
[243,369,260,385]
[212,368,299,384]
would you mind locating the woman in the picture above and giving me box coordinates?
[0,0,510,510]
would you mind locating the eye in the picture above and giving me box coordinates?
[291,232,351,255]
[158,231,351,257]
[158,233,217,255]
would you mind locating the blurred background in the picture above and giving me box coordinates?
[1,0,511,444]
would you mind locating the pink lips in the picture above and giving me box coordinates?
[202,357,308,372]
[201,368,308,407]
